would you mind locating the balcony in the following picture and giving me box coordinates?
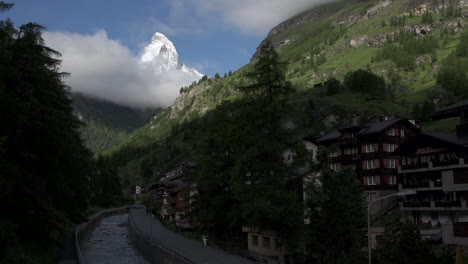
[402,182,430,189]
[402,201,431,207]
[401,163,429,170]
[433,159,460,167]
[434,200,462,208]
[361,152,380,159]
[399,179,443,191]
[337,154,360,162]
[339,137,358,145]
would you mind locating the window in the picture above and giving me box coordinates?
[330,163,341,171]
[388,160,396,168]
[263,237,271,248]
[367,160,375,169]
[386,144,395,152]
[252,235,258,246]
[366,144,377,153]
[368,176,377,185]
[287,154,296,161]
[330,151,339,157]
[389,175,397,185]
[367,192,377,202]
[387,128,396,136]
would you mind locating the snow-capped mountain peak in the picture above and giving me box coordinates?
[140,32,203,79]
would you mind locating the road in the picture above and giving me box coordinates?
[129,208,258,264]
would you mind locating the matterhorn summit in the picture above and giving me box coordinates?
[140,32,203,80]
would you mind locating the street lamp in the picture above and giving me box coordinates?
[367,189,416,264]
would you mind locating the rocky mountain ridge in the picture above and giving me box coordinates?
[140,32,203,80]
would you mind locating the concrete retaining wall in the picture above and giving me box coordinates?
[128,211,193,264]
[75,207,130,264]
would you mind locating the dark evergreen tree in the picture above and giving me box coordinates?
[420,100,436,122]
[344,69,387,97]
[0,3,93,261]
[325,78,342,95]
[299,147,366,264]
[374,213,453,264]
[193,40,305,244]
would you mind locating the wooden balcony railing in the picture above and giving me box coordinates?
[401,163,429,170]
[434,201,462,207]
[402,182,430,189]
[402,201,431,207]
[433,159,460,167]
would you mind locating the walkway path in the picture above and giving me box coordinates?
[129,208,258,264]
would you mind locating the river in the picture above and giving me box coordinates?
[81,213,150,264]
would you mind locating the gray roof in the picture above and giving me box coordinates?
[316,131,341,143]
[424,132,458,144]
[360,118,406,135]
[315,118,418,143]
[432,99,468,120]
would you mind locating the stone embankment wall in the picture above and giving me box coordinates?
[74,207,130,264]
[128,210,193,264]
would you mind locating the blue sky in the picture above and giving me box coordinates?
[5,0,330,107]
[7,0,266,76]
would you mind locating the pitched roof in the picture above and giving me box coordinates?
[432,99,468,120]
[360,118,407,135]
[315,131,341,143]
[393,132,468,155]
[315,118,419,143]
[425,132,459,145]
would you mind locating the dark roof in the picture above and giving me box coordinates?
[315,118,419,143]
[425,132,459,145]
[360,118,406,135]
[393,132,468,155]
[315,131,341,143]
[432,99,468,120]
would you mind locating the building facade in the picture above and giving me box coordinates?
[315,118,420,216]
[394,132,468,244]
[394,100,468,246]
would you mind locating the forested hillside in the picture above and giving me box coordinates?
[72,92,160,153]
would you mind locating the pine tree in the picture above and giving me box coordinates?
[194,40,305,243]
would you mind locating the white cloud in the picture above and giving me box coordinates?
[173,0,335,35]
[44,30,198,108]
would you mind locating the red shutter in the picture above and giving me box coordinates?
[385,129,390,135]
[362,145,367,153]
[376,176,381,185]
[383,144,388,152]
[375,159,380,168]
[363,177,368,185]
[374,144,379,152]
[395,128,400,136]
[384,175,389,184]
[396,159,400,167]
[395,144,399,150]
[384,159,389,168]
[363,161,368,169]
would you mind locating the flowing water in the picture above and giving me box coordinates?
[81,213,150,264]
